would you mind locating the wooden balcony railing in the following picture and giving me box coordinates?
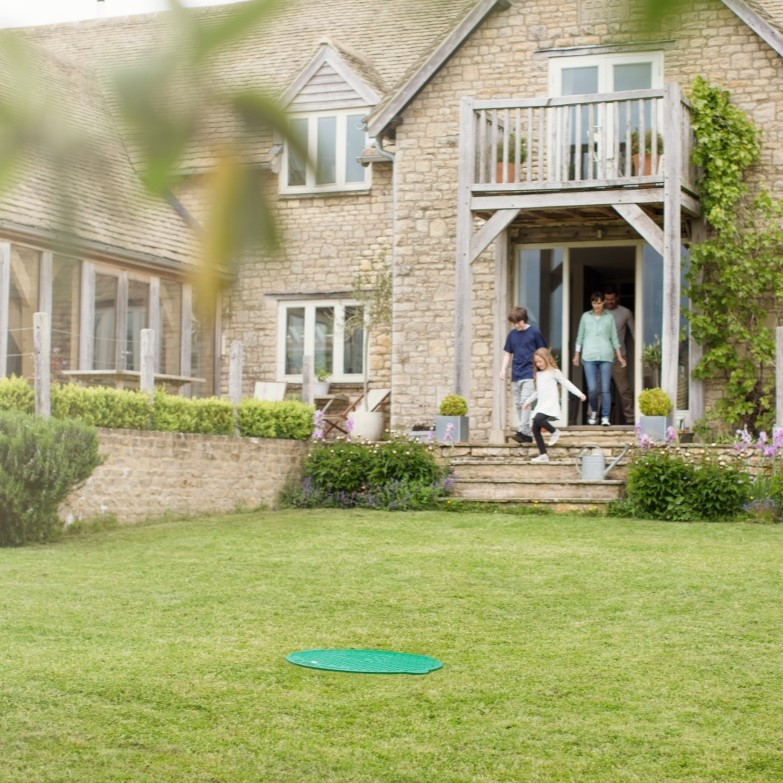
[467,86,697,194]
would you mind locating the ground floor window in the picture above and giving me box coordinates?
[278,299,364,382]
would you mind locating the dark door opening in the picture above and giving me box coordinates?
[569,246,636,425]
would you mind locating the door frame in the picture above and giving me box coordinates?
[513,240,643,426]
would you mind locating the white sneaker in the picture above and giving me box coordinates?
[548,429,561,447]
[601,417,610,426]
[531,453,549,463]
[587,415,597,425]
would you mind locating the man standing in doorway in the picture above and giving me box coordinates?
[499,306,547,443]
[603,284,635,424]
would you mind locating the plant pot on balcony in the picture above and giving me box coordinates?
[495,163,516,183]
[313,381,330,396]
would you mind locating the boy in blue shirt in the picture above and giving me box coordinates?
[499,307,547,443]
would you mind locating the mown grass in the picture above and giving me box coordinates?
[0,510,781,782]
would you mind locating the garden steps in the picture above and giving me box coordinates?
[440,426,637,512]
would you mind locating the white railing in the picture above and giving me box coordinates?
[469,87,696,192]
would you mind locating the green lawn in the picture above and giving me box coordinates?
[0,510,781,782]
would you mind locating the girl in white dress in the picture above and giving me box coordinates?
[523,348,586,463]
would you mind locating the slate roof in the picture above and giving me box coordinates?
[20,0,485,172]
[0,37,199,267]
[7,0,487,261]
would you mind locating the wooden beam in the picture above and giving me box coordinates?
[490,230,510,443]
[720,0,783,58]
[661,84,683,407]
[470,209,521,263]
[612,203,664,255]
[472,188,663,211]
[0,243,9,376]
[454,97,476,398]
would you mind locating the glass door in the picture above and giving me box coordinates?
[516,247,570,426]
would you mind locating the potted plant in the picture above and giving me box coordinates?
[630,129,664,175]
[408,422,435,442]
[345,249,392,442]
[435,394,469,444]
[495,132,527,182]
[638,387,673,442]
[641,336,662,389]
[313,366,331,396]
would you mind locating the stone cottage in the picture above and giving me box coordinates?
[2,0,783,440]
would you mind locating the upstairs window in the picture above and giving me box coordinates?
[284,111,369,194]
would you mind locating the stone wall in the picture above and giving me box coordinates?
[61,429,310,523]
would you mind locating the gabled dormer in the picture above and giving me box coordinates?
[278,40,384,195]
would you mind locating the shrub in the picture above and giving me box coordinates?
[367,440,445,485]
[0,375,35,414]
[289,437,451,510]
[0,411,104,546]
[638,387,673,416]
[625,447,750,522]
[439,394,468,416]
[152,392,234,435]
[237,399,314,440]
[51,384,151,429]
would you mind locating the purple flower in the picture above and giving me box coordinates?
[665,426,677,444]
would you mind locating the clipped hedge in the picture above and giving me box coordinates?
[237,399,314,440]
[0,375,35,414]
[0,377,314,440]
[51,384,152,429]
[151,392,235,435]
[0,411,103,546]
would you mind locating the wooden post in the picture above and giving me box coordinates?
[140,329,155,397]
[228,341,243,404]
[490,230,509,443]
[454,96,476,398]
[302,354,314,404]
[777,327,783,430]
[0,243,10,377]
[34,312,51,419]
[661,84,683,407]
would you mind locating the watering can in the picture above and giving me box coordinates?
[575,445,629,481]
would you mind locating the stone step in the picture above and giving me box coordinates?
[450,457,629,482]
[435,430,636,512]
[451,476,624,502]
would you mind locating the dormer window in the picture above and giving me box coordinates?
[284,110,369,193]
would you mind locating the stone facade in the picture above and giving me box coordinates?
[61,429,310,523]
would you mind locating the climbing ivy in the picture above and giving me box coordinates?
[686,77,783,433]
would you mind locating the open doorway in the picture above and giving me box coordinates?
[569,246,636,424]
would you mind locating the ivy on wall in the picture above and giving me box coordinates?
[687,76,783,433]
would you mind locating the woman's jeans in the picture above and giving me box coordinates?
[582,360,613,419]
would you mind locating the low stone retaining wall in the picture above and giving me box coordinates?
[61,429,310,523]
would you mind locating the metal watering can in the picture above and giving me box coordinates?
[575,444,629,481]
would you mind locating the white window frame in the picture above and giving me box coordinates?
[281,109,370,195]
[548,51,664,96]
[277,299,364,383]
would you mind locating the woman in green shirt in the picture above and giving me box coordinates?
[571,292,626,425]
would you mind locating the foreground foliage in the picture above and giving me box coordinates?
[0,511,780,782]
[0,411,103,546]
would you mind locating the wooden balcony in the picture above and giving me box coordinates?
[462,86,699,212]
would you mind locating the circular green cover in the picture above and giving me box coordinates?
[286,649,442,675]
